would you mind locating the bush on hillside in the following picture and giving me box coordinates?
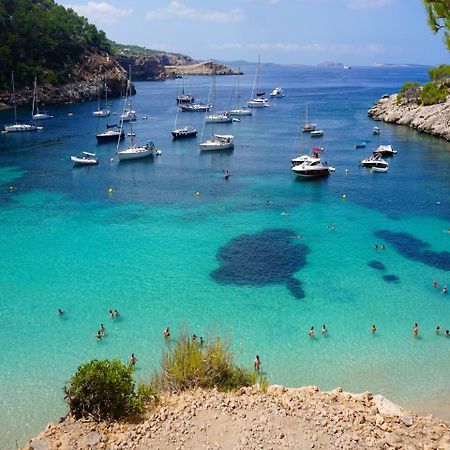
[152,333,255,393]
[397,81,420,104]
[420,81,448,105]
[64,359,155,421]
[428,64,450,81]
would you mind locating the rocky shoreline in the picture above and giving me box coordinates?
[368,94,450,141]
[24,385,450,450]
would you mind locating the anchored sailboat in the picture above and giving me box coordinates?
[247,56,270,108]
[227,69,252,116]
[32,76,53,120]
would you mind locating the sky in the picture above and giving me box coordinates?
[57,0,450,65]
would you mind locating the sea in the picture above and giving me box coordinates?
[0,64,449,449]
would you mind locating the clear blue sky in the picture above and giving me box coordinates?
[58,0,449,65]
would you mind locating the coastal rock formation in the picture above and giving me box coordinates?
[165,60,241,77]
[0,53,131,110]
[368,94,450,141]
[24,386,450,450]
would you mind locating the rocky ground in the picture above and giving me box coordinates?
[368,94,450,141]
[165,61,240,77]
[24,386,450,450]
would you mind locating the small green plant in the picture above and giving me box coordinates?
[428,64,450,81]
[420,81,448,105]
[152,333,254,393]
[258,374,269,393]
[397,81,420,105]
[64,359,151,421]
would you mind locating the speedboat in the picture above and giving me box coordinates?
[291,157,333,178]
[172,126,197,139]
[360,153,388,168]
[354,142,367,149]
[96,127,125,143]
[199,134,234,151]
[92,108,110,117]
[270,87,285,98]
[372,126,381,135]
[205,113,232,123]
[247,97,270,108]
[4,122,43,132]
[310,130,324,137]
[291,148,325,167]
[120,109,136,121]
[180,103,211,112]
[374,145,397,156]
[71,152,98,165]
[117,142,161,161]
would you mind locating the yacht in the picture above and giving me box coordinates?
[172,126,197,140]
[291,157,333,178]
[96,127,125,143]
[360,153,388,168]
[247,56,270,108]
[92,76,110,117]
[310,130,324,137]
[176,77,194,104]
[302,103,316,132]
[117,142,161,160]
[199,134,234,151]
[291,148,325,167]
[180,103,211,112]
[32,76,53,120]
[226,70,252,116]
[205,113,232,123]
[270,87,285,98]
[71,152,98,165]
[374,144,397,156]
[120,108,136,121]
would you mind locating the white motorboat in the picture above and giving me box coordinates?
[310,130,324,137]
[291,158,333,178]
[371,166,389,173]
[360,153,388,168]
[180,103,211,112]
[302,104,316,132]
[92,108,110,117]
[120,108,136,121]
[71,152,98,165]
[32,76,53,120]
[205,113,232,123]
[372,126,381,135]
[269,87,285,98]
[4,72,43,132]
[291,147,325,166]
[247,56,270,108]
[226,69,252,116]
[117,142,161,160]
[374,144,397,156]
[199,134,234,151]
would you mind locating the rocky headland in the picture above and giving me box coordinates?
[24,386,450,450]
[368,94,450,141]
[165,61,241,77]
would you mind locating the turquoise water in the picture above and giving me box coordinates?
[0,66,449,449]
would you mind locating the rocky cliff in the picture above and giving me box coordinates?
[23,386,450,450]
[368,94,450,141]
[165,60,241,77]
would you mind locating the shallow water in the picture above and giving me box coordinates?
[0,65,449,449]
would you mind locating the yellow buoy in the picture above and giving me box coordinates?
[108,188,113,194]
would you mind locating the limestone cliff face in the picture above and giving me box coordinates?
[368,94,450,141]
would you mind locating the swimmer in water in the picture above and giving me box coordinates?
[200,336,204,347]
[413,323,419,337]
[129,353,136,366]
[254,355,261,371]
[58,308,64,316]
[435,326,441,334]
[292,235,303,239]
[443,286,448,294]
[192,334,197,343]
[371,324,377,334]
[281,212,289,216]
[96,330,102,341]
[100,324,105,337]
[113,309,119,318]
[321,324,327,335]
[109,309,113,318]
[433,281,438,289]
[381,244,385,250]
[374,244,378,250]
[163,327,170,338]
[445,330,450,337]
[309,326,315,337]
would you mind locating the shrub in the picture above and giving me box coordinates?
[400,81,419,94]
[64,359,150,421]
[152,333,254,393]
[420,81,448,105]
[397,82,421,105]
[428,64,450,81]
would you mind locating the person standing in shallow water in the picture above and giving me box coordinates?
[254,355,261,372]
[413,323,419,337]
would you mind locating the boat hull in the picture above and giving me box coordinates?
[227,109,252,116]
[4,124,42,132]
[199,141,234,151]
[292,168,330,178]
[117,144,161,161]
[96,130,125,143]
[172,128,197,139]
[71,156,98,165]
[370,167,389,173]
[32,113,53,120]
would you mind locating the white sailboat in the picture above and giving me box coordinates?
[247,56,270,108]
[302,103,316,132]
[199,72,234,151]
[32,76,53,120]
[4,72,42,132]
[92,75,110,117]
[227,69,252,116]
[116,68,161,161]
[172,91,197,139]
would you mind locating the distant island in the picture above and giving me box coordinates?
[0,0,237,110]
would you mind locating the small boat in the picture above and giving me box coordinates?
[232,117,241,123]
[120,108,136,121]
[247,97,270,108]
[117,142,161,160]
[226,70,252,116]
[172,126,198,139]
[127,132,136,137]
[180,103,211,112]
[269,87,285,98]
[205,113,233,123]
[32,76,53,120]
[370,166,389,173]
[310,130,324,137]
[374,144,397,156]
[71,152,98,165]
[344,66,351,70]
[92,108,110,117]
[360,153,388,168]
[354,142,367,149]
[302,103,316,132]
[199,134,234,151]
[372,126,381,135]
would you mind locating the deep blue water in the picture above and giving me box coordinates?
[0,65,449,449]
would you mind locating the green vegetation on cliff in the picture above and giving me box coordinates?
[428,64,450,80]
[423,0,450,50]
[0,0,110,89]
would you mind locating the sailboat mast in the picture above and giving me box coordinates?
[32,76,37,118]
[236,67,241,108]
[128,65,135,146]
[11,72,17,124]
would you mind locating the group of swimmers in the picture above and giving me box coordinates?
[308,324,328,337]
[96,324,105,340]
[374,244,386,250]
[433,281,448,294]
[109,309,120,318]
